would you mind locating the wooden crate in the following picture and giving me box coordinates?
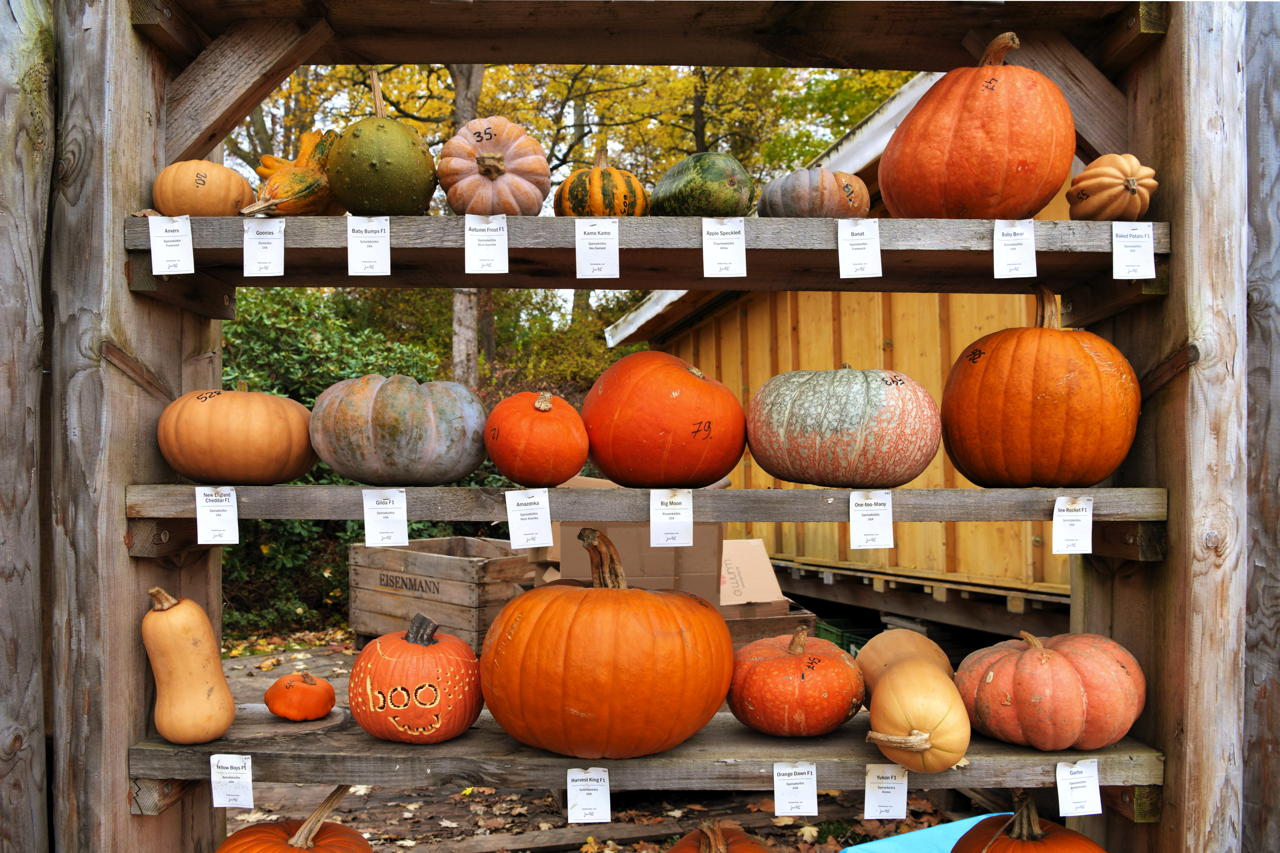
[724,602,815,648]
[349,537,534,651]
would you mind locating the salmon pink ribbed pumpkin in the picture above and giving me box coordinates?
[580,351,746,488]
[216,785,372,852]
[484,391,588,487]
[952,789,1107,852]
[436,116,551,216]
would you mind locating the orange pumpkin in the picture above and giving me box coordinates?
[553,148,649,216]
[437,117,552,215]
[153,159,256,217]
[728,625,864,737]
[952,789,1107,852]
[480,528,733,758]
[1066,153,1159,222]
[666,821,771,853]
[856,628,953,697]
[156,388,316,485]
[484,391,588,487]
[216,785,372,852]
[264,671,336,722]
[758,167,870,218]
[866,658,970,773]
[878,32,1075,219]
[941,287,1140,487]
[955,631,1146,751]
[348,614,483,744]
[242,131,345,216]
[580,351,746,488]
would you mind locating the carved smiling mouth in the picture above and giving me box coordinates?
[389,714,442,736]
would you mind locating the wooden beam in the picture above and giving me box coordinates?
[127,778,193,816]
[165,18,332,163]
[1060,266,1170,329]
[1102,785,1162,824]
[130,0,210,68]
[129,265,236,320]
[1091,521,1167,563]
[1094,2,1169,78]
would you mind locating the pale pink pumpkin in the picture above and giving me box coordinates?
[436,117,552,216]
[746,367,940,488]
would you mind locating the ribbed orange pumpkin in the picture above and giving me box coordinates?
[580,351,746,488]
[954,631,1146,751]
[553,148,648,216]
[866,657,970,773]
[437,117,552,215]
[484,391,588,487]
[758,167,869,218]
[264,671,336,722]
[348,614,483,744]
[480,528,733,758]
[1066,153,1159,222]
[856,628,954,697]
[667,821,771,853]
[728,625,865,737]
[952,789,1107,852]
[156,389,316,484]
[941,288,1140,487]
[153,159,256,217]
[878,33,1075,219]
[242,130,345,216]
[216,785,372,852]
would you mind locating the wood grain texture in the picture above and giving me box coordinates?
[0,0,52,848]
[128,710,1163,789]
[129,0,210,68]
[1093,2,1169,77]
[1245,3,1280,849]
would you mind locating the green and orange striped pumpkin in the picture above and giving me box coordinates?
[553,149,648,217]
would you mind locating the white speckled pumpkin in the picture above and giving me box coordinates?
[746,367,940,488]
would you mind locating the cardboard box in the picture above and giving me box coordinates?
[719,538,790,616]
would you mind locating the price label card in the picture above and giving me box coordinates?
[347,216,391,276]
[210,754,253,809]
[148,215,195,275]
[1052,496,1094,554]
[575,218,620,279]
[1056,758,1102,816]
[505,488,554,549]
[702,217,747,277]
[566,767,611,824]
[1112,221,1157,279]
[838,218,883,278]
[993,219,1037,279]
[649,488,693,547]
[242,218,285,277]
[849,490,894,550]
[465,213,509,274]
[362,488,409,547]
[195,487,239,545]
[773,761,819,816]
[864,764,908,820]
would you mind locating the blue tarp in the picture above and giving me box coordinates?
[840,813,1011,852]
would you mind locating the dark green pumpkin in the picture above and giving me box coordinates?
[650,152,754,217]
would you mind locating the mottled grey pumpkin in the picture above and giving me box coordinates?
[747,368,940,488]
[758,167,870,218]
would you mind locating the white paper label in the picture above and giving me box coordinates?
[838,218,883,278]
[1052,496,1094,554]
[148,215,195,275]
[649,488,693,547]
[1056,758,1102,816]
[210,754,253,808]
[864,764,908,819]
[362,488,409,547]
[1112,221,1157,279]
[347,216,391,276]
[195,487,239,545]
[465,213,509,274]
[993,219,1037,279]
[505,488,554,549]
[242,218,285,277]
[702,217,747,277]
[575,218,620,279]
[849,490,894,550]
[566,767,611,824]
[773,761,819,816]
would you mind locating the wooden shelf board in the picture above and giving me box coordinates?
[125,485,1168,523]
[129,708,1164,790]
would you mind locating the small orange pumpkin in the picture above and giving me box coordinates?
[216,784,372,852]
[484,391,589,487]
[437,117,552,215]
[1066,153,1159,221]
[952,789,1107,852]
[242,131,345,216]
[553,148,649,216]
[153,160,255,217]
[264,671,337,722]
[666,820,771,853]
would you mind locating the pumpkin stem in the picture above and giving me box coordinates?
[287,784,352,848]
[696,820,731,853]
[534,391,554,412]
[688,365,706,380]
[300,671,317,686]
[1007,789,1049,841]
[405,613,441,646]
[1033,286,1061,331]
[979,32,1021,66]
[592,147,610,170]
[476,152,507,180]
[1019,630,1044,649]
[1124,176,1140,195]
[787,625,809,655]
[240,197,285,216]
[147,586,179,612]
[577,528,629,590]
[866,728,933,752]
[369,67,386,119]
[234,379,249,393]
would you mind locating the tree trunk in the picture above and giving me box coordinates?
[0,1,52,848]
[447,64,487,388]
[570,289,593,327]
[691,66,708,153]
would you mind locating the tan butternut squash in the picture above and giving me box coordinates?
[142,587,236,743]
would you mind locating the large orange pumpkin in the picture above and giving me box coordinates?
[666,821,771,853]
[866,658,970,773]
[878,32,1075,219]
[940,287,1140,487]
[153,160,255,217]
[954,631,1145,751]
[484,391,588,487]
[348,614,483,744]
[856,628,953,698]
[952,789,1107,852]
[480,528,733,758]
[436,116,552,216]
[216,785,372,852]
[156,389,316,484]
[728,625,864,737]
[580,351,746,488]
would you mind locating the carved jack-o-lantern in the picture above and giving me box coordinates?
[348,614,483,743]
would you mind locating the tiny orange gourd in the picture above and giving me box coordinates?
[436,116,552,216]
[1066,153,1159,221]
[264,671,337,722]
[216,784,373,853]
[952,789,1107,852]
[153,160,255,217]
[242,130,345,216]
[484,391,589,487]
[553,148,649,217]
